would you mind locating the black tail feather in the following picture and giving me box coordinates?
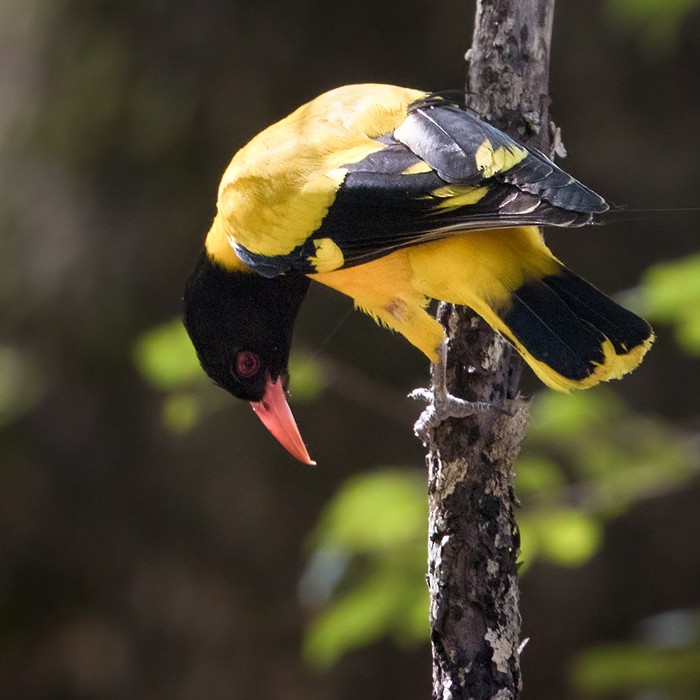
[498,267,653,390]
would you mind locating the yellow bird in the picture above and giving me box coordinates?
[184,84,653,464]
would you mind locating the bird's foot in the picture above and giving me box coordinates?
[410,386,497,440]
[410,341,510,442]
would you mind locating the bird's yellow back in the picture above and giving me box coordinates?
[212,84,426,260]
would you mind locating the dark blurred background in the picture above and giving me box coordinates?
[1,1,699,698]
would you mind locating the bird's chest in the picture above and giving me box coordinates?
[310,250,424,319]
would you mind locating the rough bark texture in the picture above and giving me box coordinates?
[424,2,555,699]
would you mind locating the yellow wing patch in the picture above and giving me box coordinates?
[428,184,489,212]
[309,238,345,272]
[402,161,433,175]
[474,139,527,179]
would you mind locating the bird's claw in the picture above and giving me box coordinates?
[408,387,432,403]
[411,387,500,441]
[410,341,513,442]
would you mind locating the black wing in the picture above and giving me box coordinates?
[234,95,608,276]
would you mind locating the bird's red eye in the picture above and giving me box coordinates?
[235,350,261,378]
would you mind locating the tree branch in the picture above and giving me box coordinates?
[423,2,555,698]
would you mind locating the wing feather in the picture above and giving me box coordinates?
[227,87,609,276]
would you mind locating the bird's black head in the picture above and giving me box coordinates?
[183,252,310,403]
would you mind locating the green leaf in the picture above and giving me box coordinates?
[162,391,202,433]
[309,469,427,553]
[302,469,429,667]
[642,253,700,320]
[527,390,622,438]
[539,509,603,566]
[522,388,698,523]
[288,350,326,401]
[304,564,428,668]
[133,318,202,389]
[520,509,603,568]
[515,456,565,496]
[641,253,700,354]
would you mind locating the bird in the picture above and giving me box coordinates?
[183,83,654,465]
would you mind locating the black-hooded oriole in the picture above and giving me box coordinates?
[184,84,653,464]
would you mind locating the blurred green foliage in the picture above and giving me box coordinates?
[133,318,202,390]
[641,254,700,355]
[606,0,700,52]
[572,608,700,699]
[301,470,428,668]
[133,318,217,433]
[524,390,696,519]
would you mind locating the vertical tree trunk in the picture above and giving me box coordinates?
[424,2,555,698]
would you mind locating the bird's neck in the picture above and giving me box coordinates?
[204,216,251,273]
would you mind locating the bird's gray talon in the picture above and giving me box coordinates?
[412,341,510,436]
[409,387,433,403]
[413,406,438,441]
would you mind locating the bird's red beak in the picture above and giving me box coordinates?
[250,377,315,465]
